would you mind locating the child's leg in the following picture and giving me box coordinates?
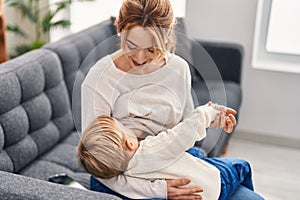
[230,185,265,200]
[186,146,206,159]
[202,157,254,200]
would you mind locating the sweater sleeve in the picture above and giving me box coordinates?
[97,175,167,199]
[81,82,111,131]
[126,105,218,173]
[182,60,195,119]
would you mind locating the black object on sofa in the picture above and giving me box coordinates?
[0,17,242,199]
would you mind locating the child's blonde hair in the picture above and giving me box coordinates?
[77,116,129,179]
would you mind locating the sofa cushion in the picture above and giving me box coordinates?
[19,131,89,188]
[40,143,83,173]
[0,49,74,173]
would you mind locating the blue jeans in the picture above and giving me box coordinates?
[203,157,254,200]
[90,176,134,200]
[90,147,264,200]
[230,185,264,200]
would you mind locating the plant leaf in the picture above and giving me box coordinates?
[5,0,20,6]
[29,40,46,49]
[6,24,28,38]
[42,0,73,33]
[9,44,32,59]
[9,40,46,59]
[5,0,36,22]
[41,10,53,33]
[48,20,71,31]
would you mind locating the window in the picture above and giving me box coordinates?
[252,0,300,73]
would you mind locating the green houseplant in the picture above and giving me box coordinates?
[6,0,90,58]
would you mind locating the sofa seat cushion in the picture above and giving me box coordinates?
[19,131,90,189]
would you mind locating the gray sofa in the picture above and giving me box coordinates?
[0,17,242,199]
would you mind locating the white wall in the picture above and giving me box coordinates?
[185,0,300,143]
[4,4,14,53]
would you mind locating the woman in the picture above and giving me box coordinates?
[81,0,264,199]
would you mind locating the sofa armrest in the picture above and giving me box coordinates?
[0,171,121,200]
[191,40,243,84]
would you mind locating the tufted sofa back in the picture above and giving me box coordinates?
[0,49,74,173]
[44,17,118,132]
[0,18,119,174]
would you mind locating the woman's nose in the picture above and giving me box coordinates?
[134,49,148,62]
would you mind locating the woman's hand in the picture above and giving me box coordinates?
[166,179,203,200]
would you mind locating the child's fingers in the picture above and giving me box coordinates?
[225,108,237,115]
[211,112,226,129]
[224,117,233,133]
[227,114,237,126]
[211,103,237,115]
[220,112,225,128]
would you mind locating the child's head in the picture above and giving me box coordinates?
[77,116,138,179]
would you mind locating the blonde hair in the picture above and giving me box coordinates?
[115,0,176,56]
[77,116,129,179]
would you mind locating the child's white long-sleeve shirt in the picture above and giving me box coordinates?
[125,105,221,200]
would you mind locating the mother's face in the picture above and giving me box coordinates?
[120,26,164,72]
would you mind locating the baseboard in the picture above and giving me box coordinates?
[233,130,300,150]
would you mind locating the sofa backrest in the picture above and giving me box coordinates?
[0,49,74,173]
[191,41,243,84]
[44,17,118,132]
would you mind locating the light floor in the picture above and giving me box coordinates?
[224,137,300,200]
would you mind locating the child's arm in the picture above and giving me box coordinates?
[126,104,218,173]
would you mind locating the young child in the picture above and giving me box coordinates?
[77,103,254,200]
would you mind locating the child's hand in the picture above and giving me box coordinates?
[208,101,237,115]
[208,101,237,133]
[223,114,236,133]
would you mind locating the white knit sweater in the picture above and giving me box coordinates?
[81,54,217,199]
